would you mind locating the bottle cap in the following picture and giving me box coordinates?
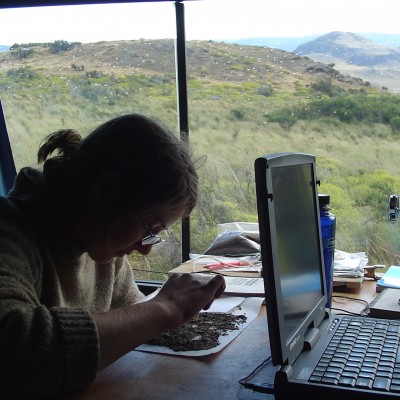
[318,193,330,208]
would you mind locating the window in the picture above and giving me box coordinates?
[0,1,180,281]
[1,0,400,281]
[184,0,400,270]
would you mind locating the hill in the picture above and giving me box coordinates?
[0,38,370,94]
[294,31,400,93]
[295,31,400,66]
[225,33,400,54]
[1,38,400,265]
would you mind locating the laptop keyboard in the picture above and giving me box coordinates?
[309,316,400,392]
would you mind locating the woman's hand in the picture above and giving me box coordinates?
[94,273,225,370]
[152,273,226,327]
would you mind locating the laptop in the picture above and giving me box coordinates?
[254,152,400,399]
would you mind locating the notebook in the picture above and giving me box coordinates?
[254,152,400,399]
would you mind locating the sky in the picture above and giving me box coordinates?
[0,0,399,46]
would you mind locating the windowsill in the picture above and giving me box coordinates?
[137,280,163,296]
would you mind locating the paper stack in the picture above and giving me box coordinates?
[333,250,368,278]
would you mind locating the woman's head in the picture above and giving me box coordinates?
[38,114,198,261]
[39,114,198,216]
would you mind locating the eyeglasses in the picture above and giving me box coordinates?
[142,219,165,246]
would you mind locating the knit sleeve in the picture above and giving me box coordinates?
[52,308,99,391]
[0,271,100,399]
[0,200,99,399]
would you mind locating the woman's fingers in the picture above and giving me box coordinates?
[203,274,226,310]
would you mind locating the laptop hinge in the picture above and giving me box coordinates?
[303,327,320,350]
[276,364,293,384]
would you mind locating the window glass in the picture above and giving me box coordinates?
[1,0,400,280]
[184,0,400,269]
[0,2,180,280]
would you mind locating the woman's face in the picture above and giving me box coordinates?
[77,202,186,264]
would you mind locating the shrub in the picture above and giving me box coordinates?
[257,84,273,97]
[314,97,363,122]
[311,79,343,97]
[11,48,34,59]
[85,70,106,78]
[49,40,81,53]
[266,111,297,129]
[71,64,85,72]
[6,66,39,80]
[390,116,400,134]
[231,109,245,119]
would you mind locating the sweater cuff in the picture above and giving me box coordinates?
[53,308,99,392]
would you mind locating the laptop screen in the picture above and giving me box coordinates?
[255,152,327,366]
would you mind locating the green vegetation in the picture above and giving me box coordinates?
[2,39,400,278]
[10,40,82,53]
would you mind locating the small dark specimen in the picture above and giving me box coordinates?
[148,312,247,352]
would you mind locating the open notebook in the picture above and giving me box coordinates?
[254,152,400,399]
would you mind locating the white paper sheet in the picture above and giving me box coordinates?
[136,296,264,357]
[223,275,265,296]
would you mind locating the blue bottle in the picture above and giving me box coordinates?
[318,194,336,310]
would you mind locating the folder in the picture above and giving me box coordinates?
[376,265,400,292]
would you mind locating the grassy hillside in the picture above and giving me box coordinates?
[1,39,400,274]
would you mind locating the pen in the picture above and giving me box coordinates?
[204,261,249,270]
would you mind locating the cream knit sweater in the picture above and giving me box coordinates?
[0,167,144,399]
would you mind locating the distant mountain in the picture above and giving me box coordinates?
[294,31,400,67]
[223,33,400,53]
[0,45,10,52]
[292,31,400,93]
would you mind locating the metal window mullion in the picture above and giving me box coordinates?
[174,1,190,262]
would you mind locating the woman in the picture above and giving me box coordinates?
[0,114,225,399]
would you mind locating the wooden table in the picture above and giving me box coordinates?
[61,280,378,400]
[332,278,378,314]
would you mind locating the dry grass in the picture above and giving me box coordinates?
[2,39,400,267]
